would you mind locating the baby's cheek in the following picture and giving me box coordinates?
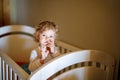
[51,38,55,41]
[50,40,55,44]
[40,39,45,44]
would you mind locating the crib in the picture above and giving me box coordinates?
[0,25,115,80]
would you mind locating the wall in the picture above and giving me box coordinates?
[0,0,3,26]
[9,0,120,79]
[10,0,120,57]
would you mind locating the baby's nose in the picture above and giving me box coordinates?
[46,36,50,41]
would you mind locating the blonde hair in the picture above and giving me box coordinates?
[34,21,58,42]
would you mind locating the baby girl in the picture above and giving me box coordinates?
[28,21,60,72]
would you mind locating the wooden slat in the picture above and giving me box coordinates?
[0,57,2,80]
[2,60,5,80]
[14,73,17,80]
[29,50,115,80]
[0,52,29,80]
[6,64,8,80]
[10,68,13,80]
[56,40,80,52]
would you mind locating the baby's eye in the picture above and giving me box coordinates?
[50,36,53,38]
[42,34,46,37]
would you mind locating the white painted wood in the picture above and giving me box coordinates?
[0,25,115,80]
[0,25,81,80]
[14,73,17,80]
[2,60,5,80]
[0,57,2,80]
[29,50,115,80]
[6,64,8,80]
[0,25,35,35]
[10,68,13,80]
[0,51,29,80]
[56,40,80,52]
[53,67,106,80]
[0,25,37,62]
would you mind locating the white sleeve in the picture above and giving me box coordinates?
[28,50,42,72]
[29,50,37,61]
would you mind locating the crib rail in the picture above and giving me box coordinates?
[0,52,29,80]
[56,40,81,54]
[29,50,115,80]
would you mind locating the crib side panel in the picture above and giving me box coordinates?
[0,52,29,80]
[0,25,37,63]
[28,50,115,80]
[56,40,81,54]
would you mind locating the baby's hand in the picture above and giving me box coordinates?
[41,45,49,60]
[49,45,55,54]
[46,41,55,54]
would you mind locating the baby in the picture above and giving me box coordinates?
[28,21,60,72]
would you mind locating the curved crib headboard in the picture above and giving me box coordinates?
[0,25,81,64]
[0,25,37,63]
[0,25,81,80]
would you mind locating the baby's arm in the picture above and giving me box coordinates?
[28,50,42,72]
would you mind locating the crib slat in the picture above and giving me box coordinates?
[10,68,13,80]
[61,47,65,54]
[56,40,80,52]
[0,39,81,80]
[2,60,5,80]
[20,78,23,80]
[0,52,29,80]
[14,73,17,80]
[6,64,9,80]
[0,57,2,80]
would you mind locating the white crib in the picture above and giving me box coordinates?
[0,25,115,80]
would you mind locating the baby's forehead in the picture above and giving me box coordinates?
[42,29,56,34]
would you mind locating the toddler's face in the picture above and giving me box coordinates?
[39,29,56,46]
